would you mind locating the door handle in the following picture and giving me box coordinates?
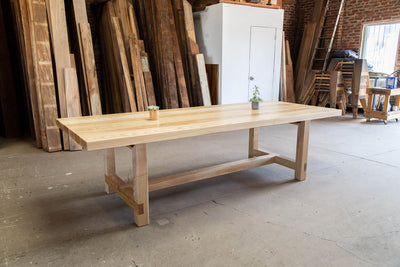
[249,76,255,81]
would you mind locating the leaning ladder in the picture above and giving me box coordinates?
[310,0,345,72]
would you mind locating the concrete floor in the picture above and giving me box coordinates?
[1,114,400,266]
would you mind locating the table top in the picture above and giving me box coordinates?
[57,102,342,151]
[367,87,400,96]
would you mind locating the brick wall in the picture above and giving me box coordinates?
[282,0,297,49]
[337,0,400,72]
[282,0,400,71]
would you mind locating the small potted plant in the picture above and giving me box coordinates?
[250,85,262,110]
[148,105,159,120]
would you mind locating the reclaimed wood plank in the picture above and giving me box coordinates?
[64,67,82,150]
[168,0,189,108]
[68,0,90,115]
[46,0,71,150]
[285,40,295,103]
[110,14,137,112]
[79,23,102,115]
[196,54,211,106]
[29,0,61,152]
[100,2,122,113]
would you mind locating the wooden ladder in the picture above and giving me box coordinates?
[310,0,345,72]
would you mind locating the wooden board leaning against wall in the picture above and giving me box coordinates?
[8,0,213,150]
[9,0,103,151]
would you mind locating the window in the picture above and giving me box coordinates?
[361,22,400,74]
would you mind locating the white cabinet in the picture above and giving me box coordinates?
[194,4,283,104]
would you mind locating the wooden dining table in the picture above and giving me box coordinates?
[57,101,341,226]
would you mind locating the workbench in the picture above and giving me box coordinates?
[57,102,341,226]
[364,88,400,124]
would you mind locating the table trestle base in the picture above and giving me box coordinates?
[104,122,310,226]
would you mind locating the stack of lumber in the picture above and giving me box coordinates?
[8,0,212,151]
[99,0,156,113]
[135,0,211,108]
[301,71,346,114]
[334,61,354,91]
[10,0,101,151]
[294,0,328,102]
[190,0,282,11]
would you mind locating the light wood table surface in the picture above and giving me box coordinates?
[57,102,341,226]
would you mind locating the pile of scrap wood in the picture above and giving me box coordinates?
[10,0,100,152]
[294,0,333,103]
[99,0,156,113]
[301,71,347,115]
[134,0,211,108]
[9,0,211,152]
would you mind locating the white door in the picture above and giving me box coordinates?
[248,26,277,101]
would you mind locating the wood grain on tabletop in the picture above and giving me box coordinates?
[57,102,342,151]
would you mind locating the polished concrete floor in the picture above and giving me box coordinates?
[1,114,400,266]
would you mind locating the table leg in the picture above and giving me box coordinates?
[295,121,310,181]
[104,148,116,194]
[248,128,259,158]
[132,144,149,226]
[395,95,400,107]
[383,94,390,113]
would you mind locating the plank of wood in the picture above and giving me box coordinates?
[157,0,179,109]
[100,3,122,113]
[12,0,41,145]
[129,39,146,111]
[205,64,219,105]
[111,0,131,59]
[280,31,287,102]
[149,153,276,192]
[69,0,90,115]
[128,4,140,40]
[21,0,46,147]
[285,40,295,103]
[141,52,157,106]
[132,144,149,226]
[79,23,102,115]
[172,0,193,106]
[64,68,82,151]
[168,0,189,108]
[183,0,202,106]
[196,54,211,106]
[295,22,316,102]
[46,0,71,150]
[295,120,310,181]
[56,102,342,151]
[110,15,137,112]
[28,0,61,152]
[127,4,149,110]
